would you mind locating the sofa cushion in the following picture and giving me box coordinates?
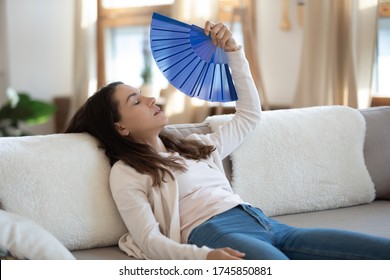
[360,106,390,200]
[164,122,211,137]
[274,200,390,239]
[0,210,75,259]
[72,246,133,260]
[207,106,375,216]
[0,133,127,251]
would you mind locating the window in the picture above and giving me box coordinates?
[374,1,390,97]
[97,0,173,91]
[97,0,250,99]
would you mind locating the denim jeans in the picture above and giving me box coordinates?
[188,204,390,260]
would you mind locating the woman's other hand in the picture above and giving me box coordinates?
[206,247,245,260]
[204,21,240,52]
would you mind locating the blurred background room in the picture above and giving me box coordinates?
[0,0,389,135]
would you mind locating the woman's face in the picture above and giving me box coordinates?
[113,84,168,139]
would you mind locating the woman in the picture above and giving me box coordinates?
[65,21,390,260]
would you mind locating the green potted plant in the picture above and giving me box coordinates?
[0,87,56,137]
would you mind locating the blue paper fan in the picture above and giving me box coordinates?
[150,12,237,102]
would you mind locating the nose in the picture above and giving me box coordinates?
[148,96,156,106]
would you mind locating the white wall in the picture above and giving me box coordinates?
[5,0,75,134]
[257,0,303,107]
[0,0,8,105]
[2,0,302,136]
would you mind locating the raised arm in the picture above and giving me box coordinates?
[198,22,262,159]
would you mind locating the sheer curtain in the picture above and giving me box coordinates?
[293,0,378,108]
[70,0,98,116]
[160,0,220,124]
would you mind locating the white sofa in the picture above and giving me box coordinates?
[1,105,389,260]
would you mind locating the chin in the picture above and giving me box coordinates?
[158,117,169,128]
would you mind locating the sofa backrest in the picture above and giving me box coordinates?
[0,105,388,252]
[165,106,390,201]
[360,106,390,200]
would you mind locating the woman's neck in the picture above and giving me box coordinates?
[133,134,167,153]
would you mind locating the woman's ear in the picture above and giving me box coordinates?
[114,122,129,136]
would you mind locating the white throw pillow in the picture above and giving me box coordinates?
[0,133,127,251]
[0,210,75,259]
[207,106,375,216]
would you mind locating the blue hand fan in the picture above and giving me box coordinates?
[150,12,238,102]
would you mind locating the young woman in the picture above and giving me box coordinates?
[65,21,390,260]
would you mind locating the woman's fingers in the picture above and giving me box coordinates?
[207,247,246,260]
[204,21,239,51]
[223,247,246,258]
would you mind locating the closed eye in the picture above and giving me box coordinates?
[126,92,139,104]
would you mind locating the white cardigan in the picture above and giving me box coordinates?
[109,49,262,260]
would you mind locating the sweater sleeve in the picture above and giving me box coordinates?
[200,48,262,159]
[110,161,212,260]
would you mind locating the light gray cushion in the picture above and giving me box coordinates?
[360,107,390,200]
[164,122,211,137]
[274,200,390,239]
[0,210,75,260]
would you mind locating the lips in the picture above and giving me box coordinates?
[154,107,161,116]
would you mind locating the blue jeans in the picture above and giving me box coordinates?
[188,204,390,260]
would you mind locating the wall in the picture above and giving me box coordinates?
[257,0,303,108]
[2,0,302,135]
[0,0,7,105]
[4,0,75,134]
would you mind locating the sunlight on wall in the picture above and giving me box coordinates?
[102,0,174,8]
[358,87,372,108]
[173,0,219,26]
[164,89,186,115]
[359,0,378,10]
[81,0,97,29]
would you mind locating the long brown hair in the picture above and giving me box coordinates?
[64,82,215,186]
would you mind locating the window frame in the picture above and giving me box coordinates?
[379,1,390,17]
[96,0,262,108]
[97,0,172,88]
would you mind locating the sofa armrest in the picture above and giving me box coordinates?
[360,106,390,200]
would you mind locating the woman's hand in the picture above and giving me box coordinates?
[206,247,246,260]
[204,21,240,52]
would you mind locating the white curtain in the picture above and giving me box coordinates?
[70,0,98,116]
[352,0,378,108]
[294,0,378,108]
[160,0,220,124]
[172,0,219,26]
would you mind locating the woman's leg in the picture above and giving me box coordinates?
[197,232,289,260]
[188,206,289,260]
[240,204,390,260]
[276,227,390,260]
